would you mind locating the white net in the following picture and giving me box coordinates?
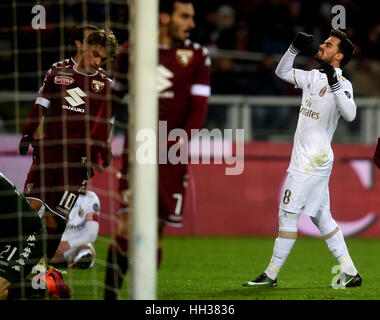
[0,0,130,299]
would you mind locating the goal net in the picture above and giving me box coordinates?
[0,0,157,300]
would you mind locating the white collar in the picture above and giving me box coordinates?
[73,65,98,77]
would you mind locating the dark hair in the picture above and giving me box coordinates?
[159,0,193,14]
[330,29,355,67]
[69,24,100,47]
[85,29,120,60]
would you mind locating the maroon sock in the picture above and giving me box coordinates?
[157,247,162,269]
[104,235,128,300]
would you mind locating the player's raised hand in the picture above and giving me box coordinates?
[374,138,380,169]
[319,62,340,91]
[18,134,34,155]
[290,32,314,53]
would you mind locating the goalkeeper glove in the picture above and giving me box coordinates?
[290,32,314,54]
[374,138,380,169]
[319,62,341,92]
[19,134,34,155]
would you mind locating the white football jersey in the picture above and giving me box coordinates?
[62,191,100,238]
[276,49,357,176]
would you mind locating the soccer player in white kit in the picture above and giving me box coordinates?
[50,190,100,269]
[243,30,362,288]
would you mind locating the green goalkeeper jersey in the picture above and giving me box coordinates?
[0,172,44,236]
[0,172,47,283]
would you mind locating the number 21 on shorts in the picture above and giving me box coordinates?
[283,189,292,205]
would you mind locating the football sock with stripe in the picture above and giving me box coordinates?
[265,237,296,280]
[324,229,358,276]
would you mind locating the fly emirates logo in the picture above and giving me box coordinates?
[299,98,320,120]
[63,87,86,113]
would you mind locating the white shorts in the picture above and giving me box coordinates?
[279,168,330,217]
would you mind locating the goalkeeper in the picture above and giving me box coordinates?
[243,30,362,288]
[0,172,69,299]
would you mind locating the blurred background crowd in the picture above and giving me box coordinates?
[0,0,379,140]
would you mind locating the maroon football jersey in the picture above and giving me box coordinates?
[40,57,107,93]
[36,64,112,153]
[112,40,211,131]
[114,40,210,224]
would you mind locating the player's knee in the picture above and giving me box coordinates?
[28,199,43,213]
[278,209,300,235]
[310,212,338,238]
[0,278,11,300]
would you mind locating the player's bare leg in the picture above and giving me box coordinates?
[27,198,42,213]
[0,277,11,300]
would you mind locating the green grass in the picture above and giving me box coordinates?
[63,236,380,300]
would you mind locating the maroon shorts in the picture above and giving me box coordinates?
[23,146,87,220]
[118,163,188,226]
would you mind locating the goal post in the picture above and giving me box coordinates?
[127,0,159,300]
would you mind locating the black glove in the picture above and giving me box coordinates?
[290,32,314,53]
[319,62,341,92]
[19,134,34,155]
[374,138,380,169]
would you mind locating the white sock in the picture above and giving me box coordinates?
[265,237,296,280]
[325,229,358,276]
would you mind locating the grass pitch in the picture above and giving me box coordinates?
[64,236,380,300]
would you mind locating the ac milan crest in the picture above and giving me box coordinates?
[319,86,327,97]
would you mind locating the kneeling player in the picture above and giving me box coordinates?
[0,172,70,299]
[50,190,100,269]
